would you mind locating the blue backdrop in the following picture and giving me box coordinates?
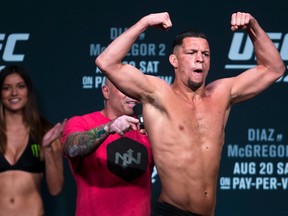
[1,0,287,215]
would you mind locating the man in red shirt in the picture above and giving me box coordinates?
[62,78,153,216]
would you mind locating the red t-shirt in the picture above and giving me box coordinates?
[62,111,153,216]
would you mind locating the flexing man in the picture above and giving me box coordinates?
[96,12,285,216]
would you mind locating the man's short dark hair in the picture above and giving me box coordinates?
[172,30,208,50]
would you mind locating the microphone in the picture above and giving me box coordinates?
[133,103,144,129]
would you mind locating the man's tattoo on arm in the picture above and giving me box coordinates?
[64,124,109,158]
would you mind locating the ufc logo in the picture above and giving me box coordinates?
[228,32,288,61]
[225,32,288,83]
[0,33,30,62]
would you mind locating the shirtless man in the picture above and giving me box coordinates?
[95,12,285,216]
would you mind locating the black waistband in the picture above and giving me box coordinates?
[151,201,198,216]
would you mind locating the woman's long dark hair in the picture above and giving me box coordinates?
[0,65,51,154]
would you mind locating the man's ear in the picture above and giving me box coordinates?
[102,85,110,100]
[169,54,178,68]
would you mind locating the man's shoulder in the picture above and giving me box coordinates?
[206,77,233,91]
[147,74,171,84]
[204,78,235,103]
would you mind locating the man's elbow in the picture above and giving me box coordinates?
[278,61,286,77]
[95,55,119,77]
[95,56,102,68]
[95,56,108,74]
[63,143,79,159]
[274,61,286,81]
[64,147,79,159]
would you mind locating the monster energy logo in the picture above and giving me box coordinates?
[115,149,141,167]
[31,144,41,158]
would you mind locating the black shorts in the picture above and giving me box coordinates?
[151,201,198,216]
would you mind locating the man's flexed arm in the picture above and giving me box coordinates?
[95,12,172,100]
[63,115,139,158]
[230,12,285,103]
